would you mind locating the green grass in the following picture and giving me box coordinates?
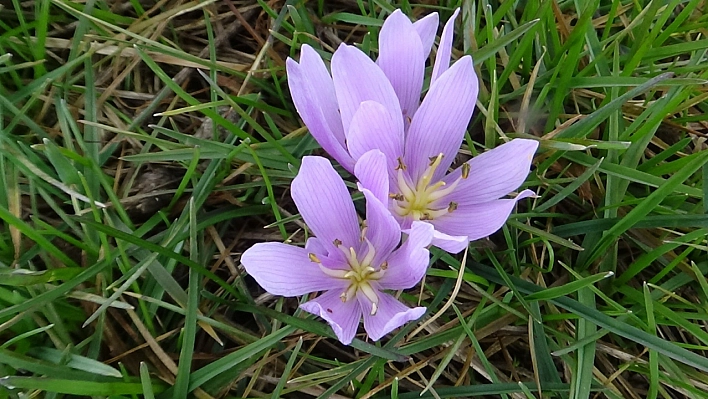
[2,0,708,398]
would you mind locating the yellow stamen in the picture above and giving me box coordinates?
[461,163,470,179]
[390,153,466,222]
[448,202,458,212]
[325,241,386,315]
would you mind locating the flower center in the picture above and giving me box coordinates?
[390,154,466,221]
[312,239,386,315]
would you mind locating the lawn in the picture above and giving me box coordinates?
[1,0,708,398]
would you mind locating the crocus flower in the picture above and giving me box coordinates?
[356,140,538,253]
[285,8,448,172]
[241,156,433,345]
[287,8,539,253]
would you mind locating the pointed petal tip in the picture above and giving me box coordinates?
[365,300,426,341]
[412,12,439,57]
[285,57,299,69]
[516,188,537,200]
[430,229,469,253]
[298,44,320,63]
[516,138,541,152]
[368,309,426,341]
[389,8,405,18]
[300,154,331,170]
[300,291,361,345]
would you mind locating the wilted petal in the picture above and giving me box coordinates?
[380,221,433,290]
[442,139,539,206]
[301,290,362,345]
[347,101,403,167]
[413,12,439,58]
[361,188,401,265]
[292,156,361,249]
[331,44,403,135]
[377,10,425,120]
[241,243,342,296]
[287,49,354,171]
[361,292,426,341]
[404,56,478,182]
[430,8,460,85]
[430,230,468,254]
[355,149,390,204]
[432,190,535,241]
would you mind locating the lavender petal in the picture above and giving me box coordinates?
[430,8,460,85]
[380,221,433,290]
[432,190,535,241]
[354,149,390,204]
[347,101,404,168]
[413,12,440,58]
[241,243,344,296]
[360,292,426,341]
[301,290,362,345]
[377,9,425,120]
[331,44,403,135]
[292,156,361,249]
[442,139,539,206]
[405,56,478,181]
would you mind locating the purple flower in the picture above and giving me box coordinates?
[285,9,447,172]
[241,156,433,345]
[356,140,538,253]
[287,9,539,253]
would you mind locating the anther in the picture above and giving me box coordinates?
[333,238,342,247]
[429,154,443,166]
[308,253,321,263]
[380,261,388,270]
[448,202,458,212]
[420,212,432,221]
[461,163,470,179]
[389,193,405,201]
[370,302,378,316]
[396,157,407,171]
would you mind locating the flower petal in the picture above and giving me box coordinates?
[331,44,403,135]
[305,237,327,253]
[241,243,342,296]
[301,290,362,345]
[347,101,404,168]
[361,188,401,265]
[354,149,390,204]
[377,10,425,120]
[432,190,535,241]
[430,8,460,85]
[413,12,440,58]
[361,292,426,341]
[380,221,433,289]
[442,139,539,205]
[404,56,478,182]
[292,156,361,249]
[287,47,354,171]
[430,230,468,254]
